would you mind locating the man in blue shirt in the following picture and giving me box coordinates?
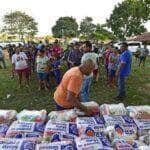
[115,42,132,100]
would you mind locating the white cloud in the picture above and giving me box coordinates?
[0,0,149,35]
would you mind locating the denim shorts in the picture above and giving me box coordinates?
[37,72,48,80]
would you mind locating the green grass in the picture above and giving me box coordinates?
[0,57,150,113]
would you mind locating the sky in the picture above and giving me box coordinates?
[0,0,149,35]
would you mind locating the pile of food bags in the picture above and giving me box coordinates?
[0,102,149,149]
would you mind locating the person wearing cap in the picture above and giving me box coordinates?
[53,59,95,116]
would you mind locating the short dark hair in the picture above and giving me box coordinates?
[84,41,92,49]
[121,42,128,47]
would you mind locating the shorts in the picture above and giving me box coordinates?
[140,56,146,61]
[37,72,48,80]
[53,99,67,111]
[108,69,116,77]
[15,67,29,75]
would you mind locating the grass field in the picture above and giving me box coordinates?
[0,57,150,112]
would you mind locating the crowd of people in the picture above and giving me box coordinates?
[0,39,149,113]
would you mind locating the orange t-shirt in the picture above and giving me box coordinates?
[54,67,83,108]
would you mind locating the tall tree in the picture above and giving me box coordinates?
[79,17,96,39]
[52,17,78,38]
[2,11,38,40]
[91,24,117,41]
[107,0,150,40]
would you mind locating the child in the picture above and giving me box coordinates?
[108,48,119,88]
[51,56,61,85]
[36,48,50,91]
[104,46,112,82]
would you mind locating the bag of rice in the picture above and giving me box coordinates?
[100,103,126,115]
[75,136,103,150]
[103,115,135,127]
[74,101,100,116]
[76,117,105,137]
[96,132,112,149]
[44,121,78,142]
[17,109,47,122]
[0,110,17,124]
[6,121,45,139]
[36,141,75,150]
[112,138,133,150]
[132,140,148,150]
[0,138,36,150]
[139,131,150,145]
[133,119,150,137]
[139,145,150,150]
[48,109,77,122]
[126,106,150,119]
[113,124,137,142]
[0,124,9,138]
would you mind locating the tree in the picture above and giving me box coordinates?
[79,17,96,40]
[52,17,78,38]
[107,0,150,40]
[91,24,117,41]
[2,11,38,41]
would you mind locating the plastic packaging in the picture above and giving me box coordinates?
[75,136,103,150]
[0,138,36,150]
[44,121,78,142]
[126,106,150,119]
[103,115,135,127]
[17,109,47,122]
[139,131,150,145]
[0,109,17,124]
[6,121,45,139]
[97,132,112,149]
[74,101,100,116]
[113,124,137,141]
[112,138,132,150]
[76,117,105,137]
[132,140,148,150]
[133,119,150,137]
[0,124,9,138]
[100,103,126,115]
[48,109,77,122]
[36,141,74,150]
[103,115,123,127]
[139,145,150,150]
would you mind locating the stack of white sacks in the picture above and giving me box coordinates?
[0,102,149,150]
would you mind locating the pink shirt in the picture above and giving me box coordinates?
[53,45,62,56]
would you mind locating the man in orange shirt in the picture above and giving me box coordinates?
[54,59,95,116]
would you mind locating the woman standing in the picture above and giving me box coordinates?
[12,47,29,88]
